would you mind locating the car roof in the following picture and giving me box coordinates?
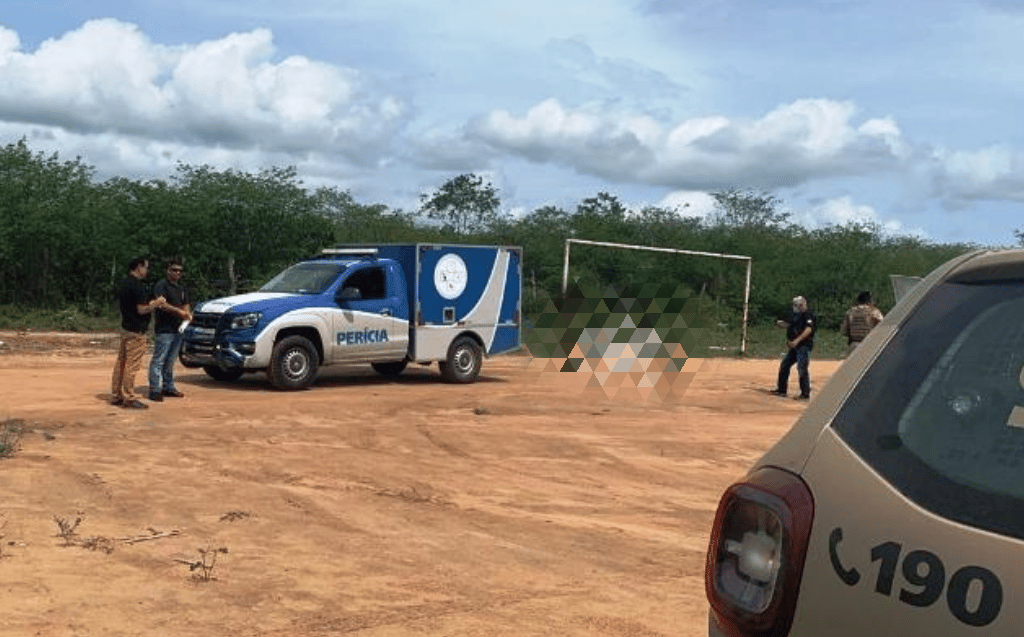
[944,247,1024,281]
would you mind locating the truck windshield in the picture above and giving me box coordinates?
[260,262,347,294]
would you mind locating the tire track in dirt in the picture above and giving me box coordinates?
[266,589,584,636]
[416,423,471,458]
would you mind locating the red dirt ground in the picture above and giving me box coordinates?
[0,331,838,636]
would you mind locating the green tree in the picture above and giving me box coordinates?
[0,139,101,306]
[314,187,417,243]
[802,222,886,327]
[98,166,362,304]
[170,164,334,297]
[566,192,642,294]
[418,174,501,235]
[508,205,573,311]
[572,191,628,233]
[709,188,790,228]
[0,136,999,342]
[700,189,794,322]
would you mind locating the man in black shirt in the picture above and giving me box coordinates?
[111,256,165,409]
[770,295,815,399]
[148,259,192,401]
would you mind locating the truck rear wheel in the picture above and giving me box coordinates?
[371,361,408,377]
[440,336,482,383]
[269,335,319,390]
[203,365,244,382]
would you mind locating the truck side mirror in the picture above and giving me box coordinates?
[339,287,362,301]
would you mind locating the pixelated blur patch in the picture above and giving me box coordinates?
[523,281,712,402]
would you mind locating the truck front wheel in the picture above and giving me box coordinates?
[269,335,319,390]
[440,336,482,383]
[203,365,244,382]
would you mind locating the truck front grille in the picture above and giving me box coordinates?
[190,312,224,330]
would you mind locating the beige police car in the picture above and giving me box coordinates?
[705,248,1024,636]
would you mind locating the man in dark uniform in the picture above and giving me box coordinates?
[770,295,815,399]
[148,259,192,401]
[110,256,165,409]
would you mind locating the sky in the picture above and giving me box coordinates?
[2,0,1024,247]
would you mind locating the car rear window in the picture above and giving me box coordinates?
[831,276,1024,540]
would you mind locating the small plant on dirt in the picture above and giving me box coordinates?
[53,514,83,547]
[176,546,229,582]
[0,420,24,459]
[79,535,116,554]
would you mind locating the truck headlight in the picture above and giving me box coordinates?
[229,312,261,330]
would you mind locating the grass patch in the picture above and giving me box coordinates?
[522,312,850,362]
[0,420,23,459]
[0,305,119,333]
[699,322,849,360]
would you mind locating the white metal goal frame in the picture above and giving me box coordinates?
[561,238,754,354]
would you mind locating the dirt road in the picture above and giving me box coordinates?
[0,332,838,636]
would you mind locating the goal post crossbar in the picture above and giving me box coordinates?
[561,238,753,354]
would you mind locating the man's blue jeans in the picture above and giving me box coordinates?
[777,343,811,397]
[149,332,183,395]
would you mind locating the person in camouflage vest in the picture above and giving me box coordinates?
[840,291,884,355]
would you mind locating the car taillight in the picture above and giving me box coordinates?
[705,467,814,637]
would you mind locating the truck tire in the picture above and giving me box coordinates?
[269,335,319,390]
[371,361,408,377]
[439,336,482,383]
[203,365,244,382]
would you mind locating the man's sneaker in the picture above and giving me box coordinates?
[797,394,811,400]
[162,389,185,398]
[768,389,787,397]
[121,400,149,410]
[148,393,164,402]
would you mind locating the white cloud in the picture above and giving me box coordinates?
[2,9,1024,246]
[0,26,20,58]
[543,38,689,101]
[795,195,925,237]
[930,145,1024,205]
[466,97,912,191]
[657,191,716,218]
[0,19,408,162]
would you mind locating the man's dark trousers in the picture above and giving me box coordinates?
[777,343,811,397]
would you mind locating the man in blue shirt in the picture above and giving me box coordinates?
[148,259,192,401]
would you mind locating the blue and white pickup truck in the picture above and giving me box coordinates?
[180,244,522,390]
